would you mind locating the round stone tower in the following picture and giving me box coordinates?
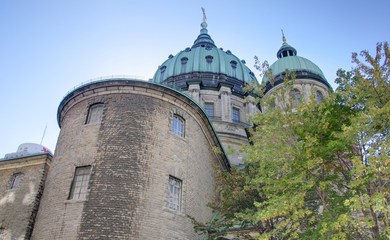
[152,15,259,166]
[263,34,331,107]
[31,78,229,240]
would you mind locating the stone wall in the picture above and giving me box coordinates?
[0,154,51,240]
[32,79,229,240]
[263,78,330,110]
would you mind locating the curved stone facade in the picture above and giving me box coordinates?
[31,79,229,240]
[264,78,330,109]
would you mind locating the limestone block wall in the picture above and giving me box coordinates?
[0,154,51,240]
[32,79,229,240]
[192,85,258,166]
[263,78,330,109]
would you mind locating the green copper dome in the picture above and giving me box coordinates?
[269,55,326,80]
[152,22,257,85]
[263,36,331,90]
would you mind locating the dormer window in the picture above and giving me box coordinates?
[160,66,166,82]
[205,55,213,71]
[249,71,256,80]
[181,57,188,74]
[230,61,237,77]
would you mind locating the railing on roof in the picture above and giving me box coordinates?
[62,75,149,99]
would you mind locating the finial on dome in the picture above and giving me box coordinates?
[201,7,208,29]
[281,29,287,44]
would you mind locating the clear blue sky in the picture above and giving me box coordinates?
[1,0,389,156]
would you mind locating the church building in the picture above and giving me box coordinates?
[0,12,330,240]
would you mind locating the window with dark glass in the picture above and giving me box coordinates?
[9,173,23,189]
[230,61,237,77]
[316,90,324,103]
[290,89,301,107]
[86,103,104,124]
[69,166,91,200]
[167,176,182,211]
[232,107,240,123]
[172,114,185,137]
[204,102,214,119]
[181,57,188,74]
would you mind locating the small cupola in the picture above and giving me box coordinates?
[276,31,297,58]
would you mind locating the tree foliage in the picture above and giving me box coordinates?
[193,42,390,239]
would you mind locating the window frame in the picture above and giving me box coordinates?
[9,172,23,190]
[68,165,91,200]
[316,90,324,103]
[290,89,302,107]
[230,60,237,77]
[171,114,185,137]
[205,55,213,72]
[232,107,240,123]
[204,102,214,119]
[167,176,182,211]
[86,103,104,124]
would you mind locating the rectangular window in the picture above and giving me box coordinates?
[232,107,240,123]
[168,176,182,211]
[69,166,91,200]
[86,103,104,124]
[204,102,214,119]
[172,115,185,137]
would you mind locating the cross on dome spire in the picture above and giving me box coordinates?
[281,29,286,44]
[201,7,208,29]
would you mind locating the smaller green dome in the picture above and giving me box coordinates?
[263,37,331,90]
[268,55,326,81]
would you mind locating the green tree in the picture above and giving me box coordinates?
[193,42,389,239]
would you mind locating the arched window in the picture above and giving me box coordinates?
[316,90,324,103]
[290,89,301,108]
[86,103,104,124]
[172,115,185,137]
[9,172,23,189]
[180,57,188,74]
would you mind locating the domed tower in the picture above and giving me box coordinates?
[263,33,331,108]
[31,78,230,240]
[152,12,259,166]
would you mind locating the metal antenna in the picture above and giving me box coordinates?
[40,123,47,145]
